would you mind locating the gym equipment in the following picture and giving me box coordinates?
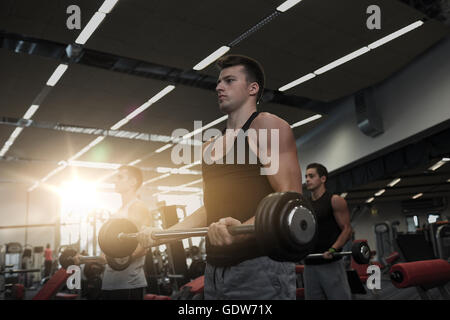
[59,248,128,271]
[32,269,70,300]
[390,259,450,300]
[306,241,371,264]
[99,192,317,263]
[436,223,450,260]
[59,248,105,269]
[390,259,450,289]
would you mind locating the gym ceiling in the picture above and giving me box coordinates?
[0,0,449,201]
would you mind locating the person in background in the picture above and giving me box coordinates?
[44,243,52,277]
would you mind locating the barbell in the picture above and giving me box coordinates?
[99,192,318,263]
[306,241,371,264]
[59,248,130,272]
[98,192,372,265]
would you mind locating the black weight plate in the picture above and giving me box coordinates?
[273,192,314,262]
[352,241,371,264]
[59,248,77,269]
[265,193,293,261]
[279,196,317,248]
[98,218,138,258]
[254,193,277,259]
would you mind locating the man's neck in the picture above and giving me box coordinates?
[226,101,257,130]
[311,185,326,201]
[121,189,136,208]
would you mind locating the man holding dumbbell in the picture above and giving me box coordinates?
[101,166,151,300]
[303,163,353,300]
[139,55,303,299]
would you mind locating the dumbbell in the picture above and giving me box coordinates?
[306,242,371,264]
[59,248,129,272]
[99,192,318,263]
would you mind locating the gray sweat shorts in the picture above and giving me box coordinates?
[204,256,296,300]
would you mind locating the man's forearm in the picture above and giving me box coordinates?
[331,227,353,250]
[167,206,207,230]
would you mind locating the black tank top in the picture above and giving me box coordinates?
[304,191,342,265]
[202,111,275,267]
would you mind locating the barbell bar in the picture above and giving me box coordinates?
[99,192,318,263]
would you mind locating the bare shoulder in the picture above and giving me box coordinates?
[331,195,348,209]
[252,112,291,131]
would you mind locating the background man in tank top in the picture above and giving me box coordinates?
[138,55,303,300]
[101,165,151,300]
[303,163,353,300]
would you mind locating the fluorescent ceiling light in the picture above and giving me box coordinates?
[148,85,175,104]
[0,146,9,157]
[75,12,106,45]
[180,161,201,170]
[68,160,120,170]
[11,127,23,139]
[279,73,315,92]
[374,189,386,197]
[193,46,230,71]
[277,0,303,12]
[128,159,141,166]
[143,173,171,185]
[412,193,423,199]
[290,114,322,129]
[429,159,448,171]
[23,105,39,119]
[110,118,129,130]
[314,47,370,75]
[182,115,228,140]
[442,158,450,162]
[98,0,119,14]
[46,64,68,86]
[155,144,173,153]
[387,178,401,187]
[366,197,375,203]
[156,167,201,175]
[368,20,424,50]
[157,186,202,193]
[68,137,105,161]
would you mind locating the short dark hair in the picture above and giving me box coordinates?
[119,165,143,191]
[216,54,265,103]
[306,163,328,181]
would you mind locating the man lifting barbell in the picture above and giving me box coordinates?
[138,55,304,300]
[100,165,151,300]
[303,163,353,300]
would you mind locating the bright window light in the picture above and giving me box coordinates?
[193,46,230,71]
